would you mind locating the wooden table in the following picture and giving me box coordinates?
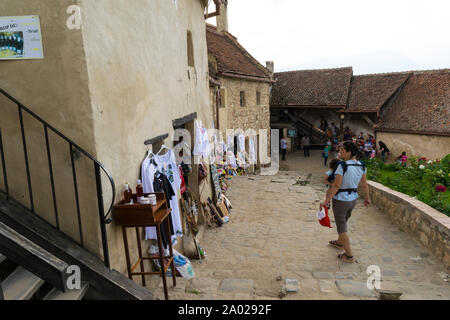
[112,193,177,300]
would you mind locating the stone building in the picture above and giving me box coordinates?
[270,67,354,149]
[206,1,274,163]
[376,69,450,159]
[271,67,450,159]
[0,0,215,281]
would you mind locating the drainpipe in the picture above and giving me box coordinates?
[216,86,220,130]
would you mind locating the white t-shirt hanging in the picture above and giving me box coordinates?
[193,121,204,156]
[202,128,211,158]
[249,137,256,164]
[142,149,183,245]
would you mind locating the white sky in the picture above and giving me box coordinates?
[206,0,450,75]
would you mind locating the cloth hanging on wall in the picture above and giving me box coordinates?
[141,149,183,245]
[193,121,211,158]
[237,134,246,166]
[249,136,256,164]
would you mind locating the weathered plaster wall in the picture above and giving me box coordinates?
[376,132,450,160]
[0,0,214,276]
[79,0,213,272]
[0,0,101,255]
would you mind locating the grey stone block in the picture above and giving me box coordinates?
[382,269,400,277]
[185,278,220,294]
[335,280,376,297]
[219,279,254,294]
[335,272,354,280]
[312,272,333,279]
[284,278,299,292]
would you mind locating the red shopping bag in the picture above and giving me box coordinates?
[318,205,332,228]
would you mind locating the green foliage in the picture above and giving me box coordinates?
[366,155,450,216]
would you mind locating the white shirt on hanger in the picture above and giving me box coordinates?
[141,149,183,245]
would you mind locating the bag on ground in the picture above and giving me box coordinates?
[149,245,195,279]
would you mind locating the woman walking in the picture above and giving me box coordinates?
[320,141,371,263]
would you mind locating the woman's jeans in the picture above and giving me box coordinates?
[303,146,310,157]
[281,148,287,160]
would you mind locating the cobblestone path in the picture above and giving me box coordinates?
[154,151,450,300]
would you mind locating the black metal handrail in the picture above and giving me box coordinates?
[0,88,115,268]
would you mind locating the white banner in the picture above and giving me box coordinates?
[0,15,44,60]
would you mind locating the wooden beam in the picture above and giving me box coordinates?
[0,221,69,292]
[144,134,169,146]
[0,194,154,300]
[173,112,198,129]
[361,114,374,126]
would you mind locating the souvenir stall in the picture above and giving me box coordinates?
[112,119,240,296]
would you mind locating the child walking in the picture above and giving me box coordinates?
[397,151,407,166]
[323,142,332,166]
[323,158,340,207]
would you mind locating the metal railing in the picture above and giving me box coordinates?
[0,88,115,268]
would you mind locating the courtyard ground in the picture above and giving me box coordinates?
[154,150,450,300]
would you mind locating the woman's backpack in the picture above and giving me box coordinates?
[327,160,366,183]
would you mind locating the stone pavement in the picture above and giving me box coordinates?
[153,150,450,300]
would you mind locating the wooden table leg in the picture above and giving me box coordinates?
[167,216,176,287]
[122,227,132,280]
[136,227,146,287]
[156,223,169,300]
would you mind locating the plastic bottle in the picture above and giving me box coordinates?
[124,183,133,204]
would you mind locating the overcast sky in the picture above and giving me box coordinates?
[206,0,450,75]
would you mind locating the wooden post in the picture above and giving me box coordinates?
[122,227,132,280]
[156,224,169,300]
[135,227,146,287]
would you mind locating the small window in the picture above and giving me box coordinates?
[240,91,246,107]
[187,30,195,67]
[256,91,261,105]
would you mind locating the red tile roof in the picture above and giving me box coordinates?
[346,72,411,113]
[271,67,353,107]
[206,24,272,81]
[377,69,450,135]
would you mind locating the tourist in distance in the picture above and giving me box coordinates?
[280,136,288,161]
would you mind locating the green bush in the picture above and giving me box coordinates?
[366,154,450,216]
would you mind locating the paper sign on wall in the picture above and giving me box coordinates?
[0,16,44,60]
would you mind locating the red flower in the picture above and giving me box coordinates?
[435,185,447,192]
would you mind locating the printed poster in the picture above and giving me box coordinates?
[0,16,44,60]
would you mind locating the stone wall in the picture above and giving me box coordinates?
[219,76,271,158]
[368,181,450,269]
